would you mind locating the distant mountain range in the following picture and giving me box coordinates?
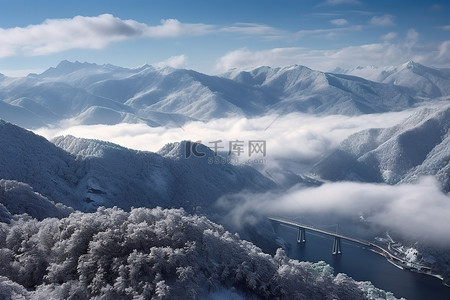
[2,60,448,129]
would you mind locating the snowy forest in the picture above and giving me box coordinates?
[0,207,394,299]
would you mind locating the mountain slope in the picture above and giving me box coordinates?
[0,100,46,128]
[0,120,83,209]
[0,179,73,221]
[339,61,450,98]
[53,136,275,212]
[311,104,450,191]
[225,65,417,115]
[0,120,275,213]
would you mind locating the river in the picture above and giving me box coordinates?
[275,224,450,300]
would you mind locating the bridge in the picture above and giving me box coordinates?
[268,217,433,273]
[268,217,371,255]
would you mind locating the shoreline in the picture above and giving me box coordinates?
[367,245,448,287]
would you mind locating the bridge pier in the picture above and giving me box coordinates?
[332,237,342,255]
[297,227,306,243]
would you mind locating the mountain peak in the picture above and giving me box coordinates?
[52,135,133,158]
[403,60,422,70]
[133,63,154,72]
[283,64,311,70]
[249,64,312,73]
[158,141,216,160]
[57,60,97,69]
[40,60,100,77]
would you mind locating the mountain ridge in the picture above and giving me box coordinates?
[311,104,450,191]
[0,120,275,215]
[0,60,437,129]
[337,61,450,98]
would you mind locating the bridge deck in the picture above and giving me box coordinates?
[268,217,426,269]
[269,217,371,247]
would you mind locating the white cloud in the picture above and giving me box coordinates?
[438,40,450,60]
[381,32,397,40]
[0,15,295,58]
[295,25,362,39]
[218,177,450,246]
[0,14,214,58]
[430,4,443,11]
[319,0,361,6]
[215,45,401,72]
[34,108,447,245]
[370,14,395,27]
[154,55,187,69]
[330,19,349,26]
[144,18,213,38]
[0,68,45,77]
[215,32,450,72]
[406,28,419,42]
[405,28,419,50]
[438,25,450,31]
[35,110,415,166]
[220,23,286,39]
[216,47,302,72]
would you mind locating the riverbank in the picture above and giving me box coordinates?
[273,225,450,300]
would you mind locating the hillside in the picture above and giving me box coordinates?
[311,104,450,191]
[0,120,274,213]
[225,65,417,115]
[339,61,450,98]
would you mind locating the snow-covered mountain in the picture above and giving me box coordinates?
[224,65,417,115]
[311,104,450,191]
[0,61,271,128]
[0,60,430,129]
[337,61,450,98]
[0,120,275,214]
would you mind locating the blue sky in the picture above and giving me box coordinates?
[0,0,449,76]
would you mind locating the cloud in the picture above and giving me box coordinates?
[437,40,450,60]
[216,47,305,72]
[220,23,287,39]
[35,110,415,167]
[430,4,443,11]
[370,14,395,27]
[0,14,213,57]
[381,32,397,40]
[0,15,294,58]
[406,28,419,41]
[405,28,419,49]
[295,25,362,40]
[438,25,450,31]
[155,55,187,69]
[144,18,213,38]
[215,31,450,72]
[0,68,45,77]
[215,45,402,72]
[217,177,450,246]
[319,0,361,6]
[329,19,349,26]
[33,108,445,245]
